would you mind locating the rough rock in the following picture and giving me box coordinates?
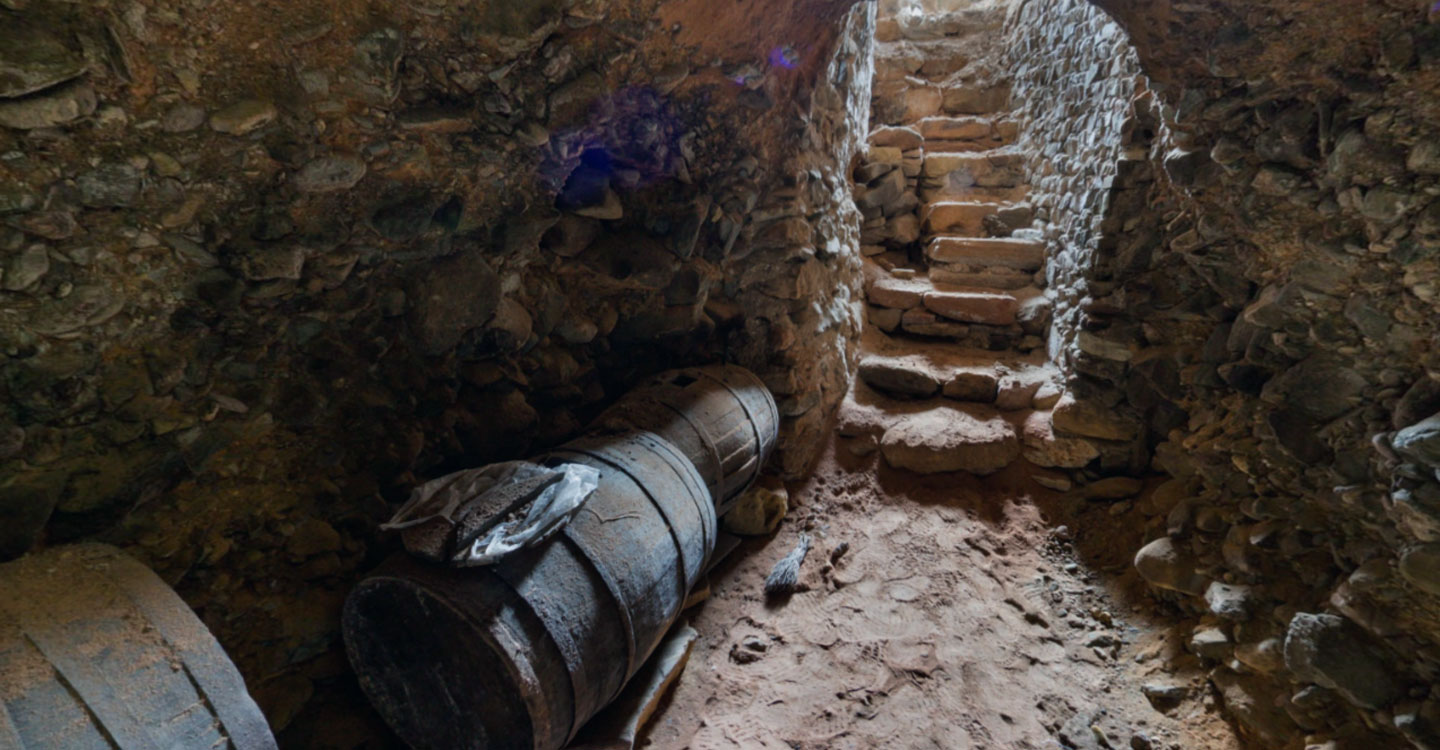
[410,251,501,355]
[1283,613,1404,710]
[209,99,278,135]
[1400,544,1440,596]
[880,406,1020,475]
[1052,392,1137,441]
[1021,411,1098,468]
[1211,670,1297,749]
[1394,413,1440,469]
[0,80,96,129]
[2,245,50,291]
[857,354,941,397]
[1204,581,1256,621]
[0,26,85,97]
[77,164,142,208]
[943,370,999,402]
[294,155,367,193]
[1134,537,1207,595]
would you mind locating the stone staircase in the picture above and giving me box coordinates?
[843,14,1087,483]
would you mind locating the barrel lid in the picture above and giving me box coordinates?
[344,564,556,750]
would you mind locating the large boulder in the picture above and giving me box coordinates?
[1283,613,1405,710]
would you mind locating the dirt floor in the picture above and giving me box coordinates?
[636,435,1246,750]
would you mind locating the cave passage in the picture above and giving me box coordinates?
[639,2,1243,748]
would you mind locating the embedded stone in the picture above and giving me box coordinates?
[1076,330,1131,361]
[1211,670,1297,748]
[209,99,278,135]
[1409,141,1440,175]
[1021,410,1098,468]
[294,155,367,193]
[1394,413,1440,468]
[1235,638,1286,674]
[857,355,941,397]
[0,27,85,98]
[942,370,998,402]
[1284,612,1403,710]
[867,276,929,309]
[161,104,207,133]
[901,308,969,338]
[886,213,921,244]
[1264,356,1366,423]
[548,71,607,125]
[868,305,902,332]
[410,251,501,355]
[0,80,96,129]
[239,246,306,281]
[1134,536,1208,595]
[77,164,142,208]
[2,245,50,291]
[1204,581,1257,621]
[1400,544,1440,596]
[995,373,1045,411]
[1081,476,1143,500]
[1189,625,1231,659]
[1052,392,1138,441]
[869,125,922,151]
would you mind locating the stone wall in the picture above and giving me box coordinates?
[0,0,867,740]
[727,1,874,478]
[1004,0,1140,372]
[1025,1,1440,747]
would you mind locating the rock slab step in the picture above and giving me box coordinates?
[927,236,1046,270]
[879,405,1019,475]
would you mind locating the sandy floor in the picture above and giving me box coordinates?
[637,436,1244,750]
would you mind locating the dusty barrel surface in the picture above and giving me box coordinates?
[592,364,779,514]
[343,430,715,750]
[0,544,277,750]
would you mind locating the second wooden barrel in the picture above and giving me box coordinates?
[591,364,779,514]
[343,430,715,750]
[0,544,276,750]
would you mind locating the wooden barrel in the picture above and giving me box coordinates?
[343,430,715,750]
[591,364,779,514]
[0,544,277,750]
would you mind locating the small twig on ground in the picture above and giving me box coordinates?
[765,533,811,598]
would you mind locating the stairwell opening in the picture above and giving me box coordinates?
[848,0,1146,478]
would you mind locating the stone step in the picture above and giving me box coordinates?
[880,404,1020,475]
[922,200,1034,236]
[839,377,1096,474]
[915,115,1019,145]
[870,125,922,152]
[867,272,1030,316]
[942,84,1011,116]
[855,350,1057,407]
[921,149,1026,185]
[893,311,1040,351]
[928,265,1035,290]
[919,183,1028,204]
[923,288,1020,326]
[926,235,1046,271]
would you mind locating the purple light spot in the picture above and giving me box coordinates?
[1433,1,1440,12]
[732,76,748,86]
[769,45,799,70]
